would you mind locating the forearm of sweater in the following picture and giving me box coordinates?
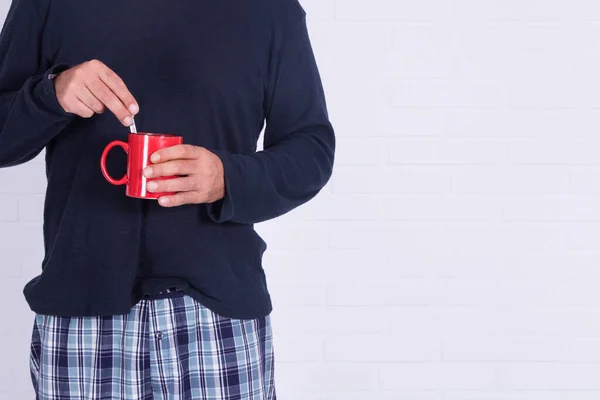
[0,64,75,167]
[208,124,335,224]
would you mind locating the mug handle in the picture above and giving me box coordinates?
[100,141,129,185]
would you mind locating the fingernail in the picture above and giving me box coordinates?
[147,181,158,191]
[151,154,160,163]
[129,104,139,115]
[123,116,133,126]
[143,167,153,178]
[159,197,169,206]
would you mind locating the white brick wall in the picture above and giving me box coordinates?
[1,0,600,399]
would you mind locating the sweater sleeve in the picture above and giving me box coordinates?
[0,0,74,168]
[207,4,335,224]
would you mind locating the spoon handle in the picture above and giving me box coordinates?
[129,116,138,134]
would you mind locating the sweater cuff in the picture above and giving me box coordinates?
[40,64,73,118]
[206,150,239,223]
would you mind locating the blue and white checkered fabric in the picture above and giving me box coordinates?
[30,295,276,399]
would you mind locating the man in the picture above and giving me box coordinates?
[0,0,335,398]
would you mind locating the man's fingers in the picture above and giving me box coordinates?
[150,144,207,163]
[70,101,95,119]
[98,67,139,115]
[157,191,201,208]
[87,78,132,126]
[147,177,196,194]
[76,86,105,114]
[143,160,197,178]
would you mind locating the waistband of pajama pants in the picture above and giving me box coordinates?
[141,287,187,301]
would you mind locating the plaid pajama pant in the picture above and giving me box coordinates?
[29,294,276,399]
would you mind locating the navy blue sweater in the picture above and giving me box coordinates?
[0,0,335,318]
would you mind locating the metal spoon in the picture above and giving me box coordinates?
[129,116,138,134]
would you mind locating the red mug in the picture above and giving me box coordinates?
[101,133,183,199]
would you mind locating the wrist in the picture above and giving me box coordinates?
[41,64,74,118]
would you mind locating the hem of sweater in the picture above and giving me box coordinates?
[25,291,273,320]
[184,290,274,321]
